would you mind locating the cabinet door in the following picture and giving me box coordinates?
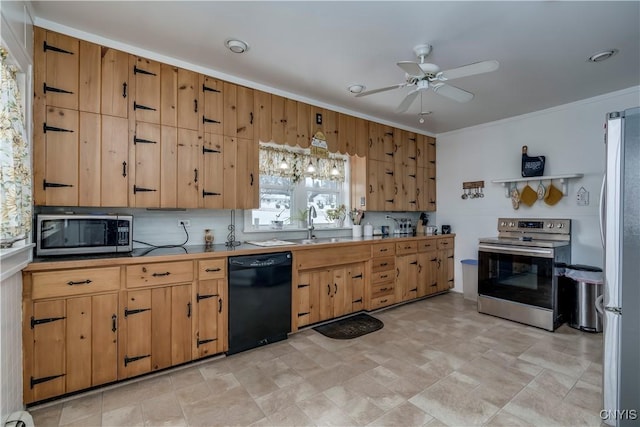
[310,107,338,153]
[236,85,254,139]
[416,167,427,212]
[438,249,455,292]
[79,40,101,113]
[196,279,225,358]
[332,267,350,318]
[132,56,161,124]
[201,133,224,208]
[66,296,92,392]
[92,293,118,386]
[379,161,396,211]
[78,112,101,206]
[223,82,237,137]
[426,251,440,295]
[132,122,161,207]
[42,30,79,110]
[101,47,129,118]
[366,159,381,210]
[222,136,237,208]
[31,300,66,401]
[296,271,313,328]
[160,126,178,207]
[236,137,259,209]
[271,94,286,144]
[177,128,202,208]
[254,90,272,143]
[417,252,430,298]
[368,122,382,161]
[122,289,152,378]
[426,167,437,211]
[296,102,311,148]
[160,64,177,127]
[381,125,395,163]
[176,68,200,130]
[395,255,418,302]
[405,166,418,211]
[338,113,355,154]
[170,285,193,366]
[348,263,365,312]
[44,107,79,206]
[101,115,129,206]
[285,98,298,146]
[354,117,369,158]
[201,75,224,135]
[317,269,334,322]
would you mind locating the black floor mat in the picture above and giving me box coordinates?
[313,313,384,339]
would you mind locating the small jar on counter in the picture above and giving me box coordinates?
[204,229,214,246]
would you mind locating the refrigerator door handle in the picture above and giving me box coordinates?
[595,294,605,315]
[599,173,606,248]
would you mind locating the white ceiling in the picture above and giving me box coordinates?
[31,1,640,134]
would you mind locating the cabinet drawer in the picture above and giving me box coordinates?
[32,267,120,299]
[437,238,454,250]
[395,241,418,255]
[370,294,395,310]
[418,239,437,252]
[371,256,395,273]
[198,258,226,279]
[126,261,193,288]
[372,243,395,257]
[371,282,394,299]
[371,270,394,284]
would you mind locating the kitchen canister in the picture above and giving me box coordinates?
[364,223,374,237]
[352,224,363,237]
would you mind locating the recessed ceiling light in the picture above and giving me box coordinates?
[588,49,618,63]
[225,39,249,54]
[348,84,366,94]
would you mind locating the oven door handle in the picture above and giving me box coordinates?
[478,244,554,258]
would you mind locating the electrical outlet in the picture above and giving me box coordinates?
[178,219,191,227]
[576,186,589,206]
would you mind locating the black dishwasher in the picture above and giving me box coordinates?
[227,251,292,355]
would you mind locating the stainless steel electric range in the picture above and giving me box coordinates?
[477,218,571,331]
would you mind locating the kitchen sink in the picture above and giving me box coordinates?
[298,237,351,245]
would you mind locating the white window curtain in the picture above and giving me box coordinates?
[259,144,346,184]
[0,47,32,247]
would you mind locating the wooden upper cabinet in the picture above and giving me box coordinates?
[101,47,129,118]
[393,128,406,168]
[160,64,178,127]
[160,126,178,208]
[236,85,254,139]
[254,90,272,143]
[78,40,101,113]
[416,134,426,169]
[223,82,237,137]
[101,115,129,207]
[236,137,259,209]
[201,133,224,209]
[43,107,79,206]
[296,102,311,148]
[310,107,338,152]
[131,56,161,124]
[426,136,436,170]
[271,94,299,146]
[354,117,368,157]
[39,29,79,111]
[338,113,355,155]
[405,132,418,168]
[177,128,202,208]
[177,68,200,130]
[200,75,224,135]
[381,125,395,163]
[78,112,101,206]
[131,122,161,207]
[368,122,382,161]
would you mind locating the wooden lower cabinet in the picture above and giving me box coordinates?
[295,262,366,329]
[195,278,227,357]
[396,253,419,302]
[26,293,118,403]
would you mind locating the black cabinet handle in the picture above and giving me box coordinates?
[218,298,222,313]
[250,173,254,186]
[250,112,254,124]
[122,82,127,98]
[122,161,127,177]
[327,284,331,296]
[397,268,400,277]
[152,272,170,277]
[112,314,117,333]
[205,267,221,272]
[380,274,388,279]
[334,283,338,294]
[187,302,192,318]
[418,264,422,273]
[369,185,373,194]
[67,279,92,286]
[194,99,198,113]
[194,168,198,183]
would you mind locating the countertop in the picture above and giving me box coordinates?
[25,233,455,271]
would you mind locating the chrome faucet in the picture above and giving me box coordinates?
[307,205,317,240]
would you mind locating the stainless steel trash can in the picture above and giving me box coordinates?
[561,264,604,332]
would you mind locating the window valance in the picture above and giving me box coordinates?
[259,144,346,183]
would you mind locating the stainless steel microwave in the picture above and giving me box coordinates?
[36,214,133,256]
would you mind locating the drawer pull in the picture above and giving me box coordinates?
[380,274,388,279]
[353,298,363,303]
[380,299,388,303]
[67,279,92,286]
[152,272,171,277]
[298,312,310,317]
[197,293,217,301]
[441,241,449,245]
[410,287,418,292]
[380,262,388,267]
[352,273,363,279]
[197,337,216,347]
[380,248,388,252]
[205,267,221,272]
[380,287,389,292]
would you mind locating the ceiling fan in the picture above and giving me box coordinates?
[356,44,499,113]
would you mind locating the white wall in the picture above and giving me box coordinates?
[436,87,640,293]
[1,0,34,419]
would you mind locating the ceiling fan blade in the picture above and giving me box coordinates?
[432,83,474,103]
[396,89,420,113]
[439,60,499,80]
[397,61,426,77]
[355,83,407,98]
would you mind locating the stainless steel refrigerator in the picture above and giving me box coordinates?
[599,107,640,426]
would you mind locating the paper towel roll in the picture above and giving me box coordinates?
[363,223,373,237]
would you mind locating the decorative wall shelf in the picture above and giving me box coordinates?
[492,174,584,198]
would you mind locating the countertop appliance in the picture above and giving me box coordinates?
[36,214,132,256]
[227,251,292,355]
[599,108,640,427]
[477,218,571,331]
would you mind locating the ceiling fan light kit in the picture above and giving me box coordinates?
[357,42,499,113]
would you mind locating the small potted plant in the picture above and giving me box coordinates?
[325,204,347,227]
[290,207,309,229]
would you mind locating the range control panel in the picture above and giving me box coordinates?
[497,218,571,234]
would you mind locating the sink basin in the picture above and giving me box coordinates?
[299,237,351,245]
[300,239,319,245]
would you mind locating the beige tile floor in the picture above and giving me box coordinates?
[29,293,604,426]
